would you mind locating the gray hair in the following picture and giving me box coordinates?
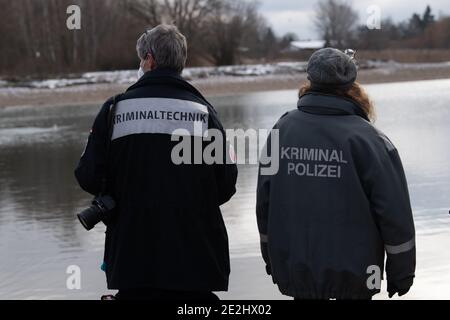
[136,24,187,73]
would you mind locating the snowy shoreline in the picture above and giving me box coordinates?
[3,60,449,90]
[2,61,450,109]
[1,62,308,89]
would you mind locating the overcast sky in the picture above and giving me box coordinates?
[259,0,450,39]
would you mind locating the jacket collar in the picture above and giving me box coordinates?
[297,92,369,121]
[125,67,217,115]
[127,67,183,92]
[143,67,182,79]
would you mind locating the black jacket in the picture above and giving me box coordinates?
[256,92,416,299]
[75,68,237,291]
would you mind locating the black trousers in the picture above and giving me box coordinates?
[115,288,220,301]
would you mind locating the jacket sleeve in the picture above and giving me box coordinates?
[74,99,112,196]
[209,112,238,206]
[256,167,271,270]
[256,131,274,270]
[362,137,416,291]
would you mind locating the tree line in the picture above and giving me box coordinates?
[2,0,449,79]
[315,0,450,51]
[357,5,450,50]
[0,0,291,78]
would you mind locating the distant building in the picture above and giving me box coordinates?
[287,40,326,52]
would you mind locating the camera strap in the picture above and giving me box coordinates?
[100,93,123,196]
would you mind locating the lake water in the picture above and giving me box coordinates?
[0,79,449,300]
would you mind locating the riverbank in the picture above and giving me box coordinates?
[1,62,450,108]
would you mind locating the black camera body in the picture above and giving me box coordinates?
[77,195,116,231]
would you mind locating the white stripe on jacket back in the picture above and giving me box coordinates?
[111,97,209,140]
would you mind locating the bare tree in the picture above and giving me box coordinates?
[314,0,358,48]
[127,0,162,27]
[127,0,267,66]
[203,0,267,65]
[0,0,277,77]
[239,2,273,61]
[127,0,219,64]
[163,0,221,64]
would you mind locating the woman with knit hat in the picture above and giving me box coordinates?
[256,48,416,300]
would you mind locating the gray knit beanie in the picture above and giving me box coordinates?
[306,48,357,90]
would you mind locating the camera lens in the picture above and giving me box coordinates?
[77,206,102,231]
[77,196,115,231]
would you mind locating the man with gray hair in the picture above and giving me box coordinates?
[75,24,238,300]
[136,24,187,75]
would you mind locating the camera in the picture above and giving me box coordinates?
[77,195,116,231]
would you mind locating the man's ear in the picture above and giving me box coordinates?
[146,54,156,71]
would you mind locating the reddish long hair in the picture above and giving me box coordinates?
[299,81,376,122]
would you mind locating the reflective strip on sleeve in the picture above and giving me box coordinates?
[385,237,415,255]
[260,233,268,243]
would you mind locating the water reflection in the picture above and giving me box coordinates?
[0,80,449,299]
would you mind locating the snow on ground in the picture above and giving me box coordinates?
[1,60,450,90]
[365,60,450,70]
[1,62,309,89]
